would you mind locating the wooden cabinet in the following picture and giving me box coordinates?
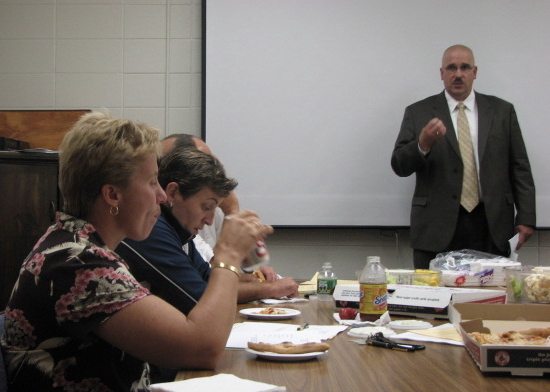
[1,110,89,150]
[0,109,88,309]
[0,151,60,309]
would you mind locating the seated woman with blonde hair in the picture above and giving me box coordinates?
[0,111,272,391]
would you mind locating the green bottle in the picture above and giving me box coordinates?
[317,262,338,302]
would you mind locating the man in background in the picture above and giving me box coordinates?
[391,44,536,269]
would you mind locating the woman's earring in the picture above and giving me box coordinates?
[110,205,119,216]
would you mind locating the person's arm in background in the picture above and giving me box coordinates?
[219,190,240,216]
[507,104,536,249]
[391,107,446,177]
[237,277,299,302]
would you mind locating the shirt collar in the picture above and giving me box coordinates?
[161,204,193,243]
[58,212,106,245]
[445,90,476,112]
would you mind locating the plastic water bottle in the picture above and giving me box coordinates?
[359,256,388,321]
[317,262,338,302]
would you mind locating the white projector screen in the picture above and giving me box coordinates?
[203,0,550,227]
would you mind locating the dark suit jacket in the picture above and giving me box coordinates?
[391,91,536,253]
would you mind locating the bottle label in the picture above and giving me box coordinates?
[359,283,388,314]
[317,278,337,295]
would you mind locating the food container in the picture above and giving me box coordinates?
[386,269,441,286]
[412,269,441,286]
[505,266,550,304]
[450,303,550,376]
[441,260,521,287]
[334,284,506,319]
[385,269,414,285]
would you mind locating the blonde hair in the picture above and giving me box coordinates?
[59,111,161,218]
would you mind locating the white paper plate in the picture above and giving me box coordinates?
[346,326,396,339]
[239,307,301,320]
[245,347,327,361]
[388,320,433,330]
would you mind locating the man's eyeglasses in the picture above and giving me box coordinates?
[443,64,475,74]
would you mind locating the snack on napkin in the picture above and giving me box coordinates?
[338,308,358,320]
[253,268,266,282]
[468,327,550,345]
[248,341,330,354]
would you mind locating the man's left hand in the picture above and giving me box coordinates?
[515,224,534,250]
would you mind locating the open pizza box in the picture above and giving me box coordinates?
[449,303,550,376]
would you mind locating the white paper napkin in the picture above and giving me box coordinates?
[333,311,391,327]
[261,298,308,304]
[149,373,286,392]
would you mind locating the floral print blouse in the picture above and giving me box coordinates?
[1,213,151,392]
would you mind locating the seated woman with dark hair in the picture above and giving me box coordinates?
[117,147,299,316]
[0,111,271,392]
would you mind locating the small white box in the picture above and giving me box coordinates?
[333,284,506,319]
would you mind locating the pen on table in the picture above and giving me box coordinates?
[398,343,426,351]
[297,322,309,331]
[366,340,415,352]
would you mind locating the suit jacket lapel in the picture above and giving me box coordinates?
[475,92,492,163]
[433,91,460,157]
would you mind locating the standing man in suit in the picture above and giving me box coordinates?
[391,44,536,269]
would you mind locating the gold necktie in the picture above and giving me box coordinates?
[457,103,479,212]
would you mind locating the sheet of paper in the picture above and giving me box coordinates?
[226,321,347,349]
[298,272,319,293]
[394,323,464,346]
[408,326,463,342]
[508,232,519,261]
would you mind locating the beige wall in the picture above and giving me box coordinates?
[1,0,547,280]
[267,228,547,281]
[0,0,202,134]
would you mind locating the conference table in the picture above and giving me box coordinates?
[175,299,549,391]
